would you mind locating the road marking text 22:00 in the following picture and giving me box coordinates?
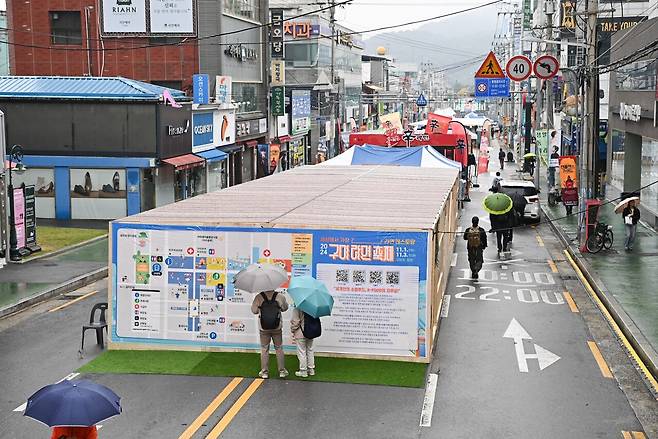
[453,285,565,305]
[458,269,555,284]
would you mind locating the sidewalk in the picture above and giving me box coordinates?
[0,238,108,312]
[536,170,658,374]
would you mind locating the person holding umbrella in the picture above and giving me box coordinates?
[235,263,290,379]
[288,276,334,378]
[483,188,514,254]
[617,197,641,251]
[51,426,97,439]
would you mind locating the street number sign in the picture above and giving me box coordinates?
[506,55,532,81]
[534,55,559,80]
[475,51,505,79]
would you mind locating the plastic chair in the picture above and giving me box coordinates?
[81,302,108,352]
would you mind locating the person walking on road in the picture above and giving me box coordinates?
[463,216,487,279]
[498,148,506,170]
[290,307,322,377]
[622,200,641,251]
[251,290,289,379]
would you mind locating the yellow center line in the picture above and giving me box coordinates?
[565,250,658,393]
[547,259,558,273]
[178,377,243,439]
[206,379,264,439]
[632,432,647,439]
[588,341,613,379]
[623,432,633,439]
[536,235,544,247]
[48,290,98,313]
[563,291,579,313]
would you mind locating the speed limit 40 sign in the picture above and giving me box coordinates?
[506,55,532,82]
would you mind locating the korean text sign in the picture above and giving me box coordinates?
[112,224,429,359]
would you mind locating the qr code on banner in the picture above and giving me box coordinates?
[352,270,366,284]
[336,269,349,283]
[369,271,383,285]
[386,271,400,285]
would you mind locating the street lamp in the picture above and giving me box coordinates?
[7,144,25,261]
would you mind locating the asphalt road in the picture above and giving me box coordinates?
[1,166,656,439]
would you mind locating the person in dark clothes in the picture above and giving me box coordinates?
[499,148,506,170]
[463,216,488,279]
[622,200,641,251]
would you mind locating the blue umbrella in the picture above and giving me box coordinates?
[288,276,334,318]
[24,379,121,427]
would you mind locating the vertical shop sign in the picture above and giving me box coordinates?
[215,76,232,106]
[523,0,532,30]
[271,86,285,117]
[270,9,285,59]
[13,187,25,249]
[24,185,39,250]
[193,74,209,105]
[271,60,285,86]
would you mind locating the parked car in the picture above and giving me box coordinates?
[500,180,540,223]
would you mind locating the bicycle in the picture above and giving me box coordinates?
[585,221,614,253]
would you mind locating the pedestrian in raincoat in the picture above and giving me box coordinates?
[463,216,487,279]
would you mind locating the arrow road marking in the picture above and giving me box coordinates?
[503,318,560,373]
[13,373,80,412]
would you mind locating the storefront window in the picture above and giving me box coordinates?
[11,168,56,219]
[610,129,625,194]
[207,161,227,193]
[641,136,658,215]
[69,169,126,219]
[285,42,318,67]
[175,167,207,201]
[232,83,261,113]
[223,0,260,21]
[615,60,657,91]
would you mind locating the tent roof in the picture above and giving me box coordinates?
[115,165,459,231]
[321,145,462,169]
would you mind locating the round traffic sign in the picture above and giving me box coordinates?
[534,55,559,80]
[477,82,488,93]
[506,55,532,81]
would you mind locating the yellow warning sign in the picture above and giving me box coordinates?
[475,51,505,78]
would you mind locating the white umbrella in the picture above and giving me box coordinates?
[233,263,288,293]
[614,196,640,214]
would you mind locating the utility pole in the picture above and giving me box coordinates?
[329,0,337,157]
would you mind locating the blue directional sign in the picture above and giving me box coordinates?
[416,93,428,107]
[474,77,511,99]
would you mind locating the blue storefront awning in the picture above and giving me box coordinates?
[196,149,228,162]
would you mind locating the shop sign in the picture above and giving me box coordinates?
[193,74,209,105]
[215,109,235,146]
[236,121,251,137]
[258,118,267,134]
[269,143,281,173]
[258,144,270,176]
[291,89,311,135]
[522,0,532,30]
[277,114,289,137]
[335,29,354,47]
[619,103,641,122]
[13,187,25,249]
[270,9,284,59]
[597,16,645,35]
[560,0,576,36]
[284,21,320,39]
[224,44,257,62]
[150,0,194,34]
[271,60,285,86]
[271,86,285,117]
[192,112,214,150]
[101,0,147,34]
[167,120,190,136]
[215,76,232,106]
[24,185,38,250]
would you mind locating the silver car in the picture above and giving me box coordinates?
[500,180,541,223]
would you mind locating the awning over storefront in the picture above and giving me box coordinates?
[245,140,258,148]
[196,149,228,162]
[276,135,291,143]
[162,154,205,170]
[218,144,243,154]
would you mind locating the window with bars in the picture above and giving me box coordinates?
[49,11,82,45]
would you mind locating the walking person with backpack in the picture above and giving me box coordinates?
[463,216,487,279]
[498,148,506,170]
[290,307,322,377]
[251,290,289,379]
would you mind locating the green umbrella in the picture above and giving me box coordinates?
[523,152,537,159]
[288,276,334,318]
[483,192,514,215]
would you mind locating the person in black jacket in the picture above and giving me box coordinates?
[622,200,641,251]
[499,148,506,170]
[463,216,488,279]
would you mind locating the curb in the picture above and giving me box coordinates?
[0,267,108,319]
[541,204,658,382]
[12,234,108,264]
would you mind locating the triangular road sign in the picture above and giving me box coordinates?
[475,51,505,78]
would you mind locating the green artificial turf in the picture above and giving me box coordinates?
[79,350,427,388]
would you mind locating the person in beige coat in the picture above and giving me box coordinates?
[290,307,316,377]
[251,290,289,379]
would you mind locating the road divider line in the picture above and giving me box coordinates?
[565,250,658,393]
[588,341,613,379]
[536,235,544,247]
[547,259,558,273]
[48,290,98,313]
[206,379,264,439]
[632,432,646,439]
[623,432,633,439]
[451,253,458,267]
[419,373,438,427]
[440,295,451,318]
[563,291,579,313]
[178,377,243,439]
[14,373,80,412]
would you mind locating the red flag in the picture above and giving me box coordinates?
[426,113,451,135]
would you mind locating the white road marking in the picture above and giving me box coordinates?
[440,295,451,318]
[503,318,560,373]
[13,373,80,412]
[474,281,538,288]
[451,253,458,267]
[419,373,439,427]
